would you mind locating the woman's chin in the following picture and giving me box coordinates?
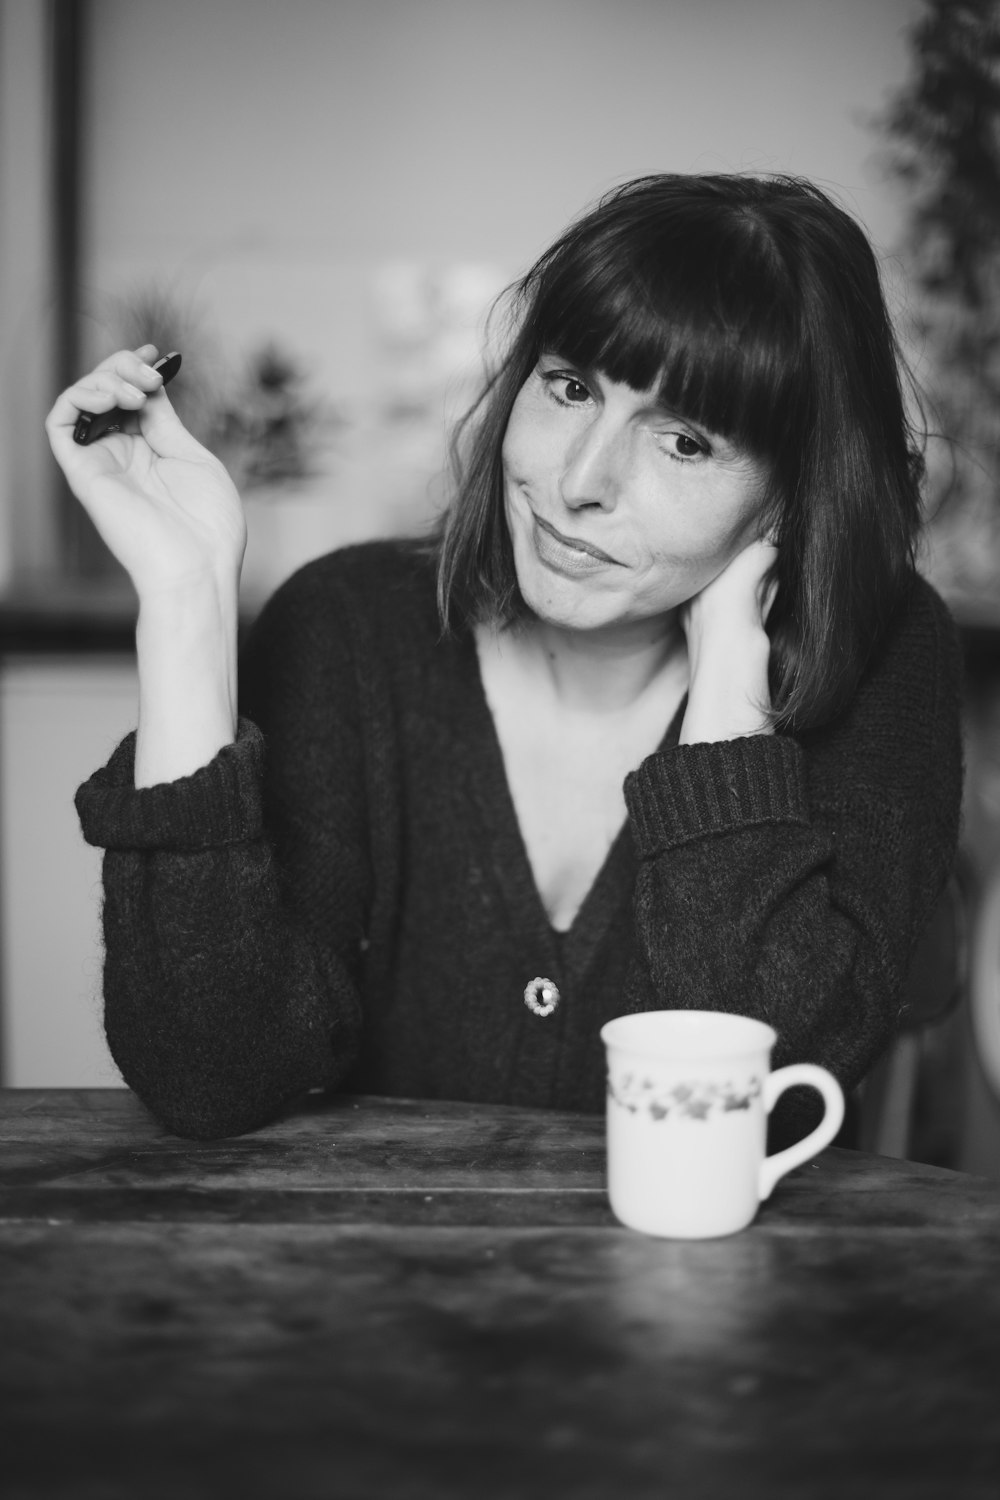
[516,576,639,635]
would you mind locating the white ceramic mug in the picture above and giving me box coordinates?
[600,1010,845,1239]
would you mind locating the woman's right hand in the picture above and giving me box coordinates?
[48,345,247,785]
[46,344,247,602]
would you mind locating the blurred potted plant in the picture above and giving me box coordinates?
[105,281,225,450]
[211,342,339,488]
[211,342,345,602]
[103,285,344,599]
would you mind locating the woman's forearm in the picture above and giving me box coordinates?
[134,572,240,787]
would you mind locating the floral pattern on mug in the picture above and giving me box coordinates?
[607,1071,763,1121]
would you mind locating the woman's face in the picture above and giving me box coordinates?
[502,355,770,634]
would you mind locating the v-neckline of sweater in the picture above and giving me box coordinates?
[455,625,686,980]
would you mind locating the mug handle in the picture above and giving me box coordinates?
[758,1064,846,1202]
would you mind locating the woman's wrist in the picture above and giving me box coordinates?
[679,626,773,744]
[134,571,240,788]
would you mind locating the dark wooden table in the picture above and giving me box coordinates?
[2,1090,999,1499]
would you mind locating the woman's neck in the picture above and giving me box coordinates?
[498,613,688,715]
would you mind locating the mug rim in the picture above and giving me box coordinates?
[601,1008,777,1061]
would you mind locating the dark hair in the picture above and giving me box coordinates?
[435,173,923,731]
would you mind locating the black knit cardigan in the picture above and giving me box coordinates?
[76,540,964,1141]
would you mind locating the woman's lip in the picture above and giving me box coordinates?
[533,514,620,565]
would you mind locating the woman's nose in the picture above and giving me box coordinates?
[558,417,620,510]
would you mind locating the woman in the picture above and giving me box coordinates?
[47,174,963,1142]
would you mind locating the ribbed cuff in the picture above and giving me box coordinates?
[625,734,809,857]
[75,718,266,851]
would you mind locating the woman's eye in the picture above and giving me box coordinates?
[543,372,592,406]
[664,431,708,461]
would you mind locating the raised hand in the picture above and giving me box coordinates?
[678,537,779,744]
[46,345,246,603]
[47,346,246,786]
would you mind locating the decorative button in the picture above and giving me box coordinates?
[524,976,560,1017]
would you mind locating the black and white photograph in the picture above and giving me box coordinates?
[1,2,999,1495]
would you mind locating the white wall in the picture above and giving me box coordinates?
[0,659,137,1086]
[86,0,919,265]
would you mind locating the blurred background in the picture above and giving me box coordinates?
[2,0,1000,1175]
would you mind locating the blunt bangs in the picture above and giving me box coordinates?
[523,201,801,462]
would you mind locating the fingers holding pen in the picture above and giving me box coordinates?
[46,347,166,467]
[45,346,246,604]
[56,345,164,416]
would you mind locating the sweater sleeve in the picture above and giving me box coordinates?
[74,559,372,1140]
[621,577,964,1126]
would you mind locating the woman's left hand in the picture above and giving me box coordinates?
[678,537,778,744]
